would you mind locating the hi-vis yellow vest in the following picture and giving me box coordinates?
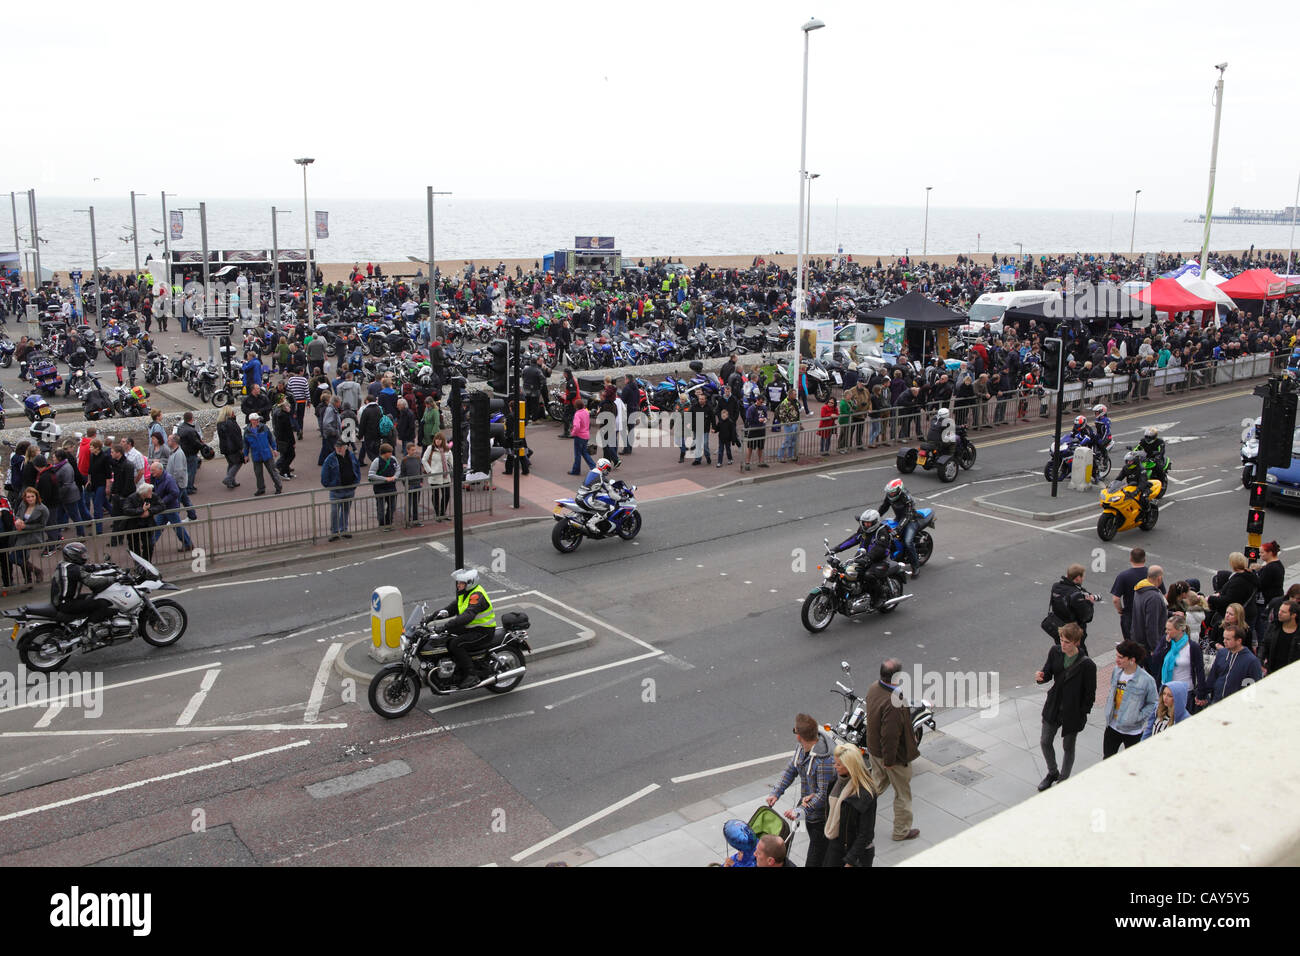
[458,585,496,629]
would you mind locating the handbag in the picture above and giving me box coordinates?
[1040,611,1067,641]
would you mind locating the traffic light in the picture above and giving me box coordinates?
[467,392,506,475]
[1247,508,1265,535]
[1258,384,1298,474]
[1250,484,1266,509]
[1041,338,1063,390]
[489,339,509,394]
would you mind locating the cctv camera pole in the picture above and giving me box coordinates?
[449,376,466,568]
[1198,64,1227,277]
[511,323,524,509]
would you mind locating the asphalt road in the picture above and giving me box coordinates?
[0,382,1292,865]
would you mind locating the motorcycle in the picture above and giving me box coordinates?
[2,552,188,673]
[826,660,936,749]
[26,357,63,396]
[82,386,115,421]
[1240,417,1262,488]
[1043,434,1112,483]
[23,391,55,424]
[112,383,149,417]
[801,538,912,633]
[28,417,62,453]
[143,351,171,385]
[551,479,641,553]
[883,507,936,568]
[895,425,977,483]
[1096,475,1164,541]
[64,367,100,402]
[367,603,532,718]
[0,333,14,368]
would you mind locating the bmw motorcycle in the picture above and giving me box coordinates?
[367,603,532,718]
[551,479,641,553]
[2,553,188,672]
[801,538,912,633]
[826,660,936,748]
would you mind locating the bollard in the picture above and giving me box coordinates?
[1070,446,1094,491]
[369,586,405,663]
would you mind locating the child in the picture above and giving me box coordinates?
[715,407,736,467]
[399,442,424,528]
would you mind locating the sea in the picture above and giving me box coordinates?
[9,196,1299,272]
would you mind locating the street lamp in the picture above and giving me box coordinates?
[159,191,177,288]
[1015,242,1024,282]
[295,158,316,328]
[1130,189,1142,254]
[1198,63,1227,277]
[805,173,820,263]
[272,207,293,323]
[428,187,452,341]
[794,16,825,351]
[923,186,933,257]
[73,206,101,324]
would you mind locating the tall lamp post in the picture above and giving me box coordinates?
[272,207,293,323]
[805,173,820,262]
[1129,189,1142,255]
[922,186,933,257]
[9,192,22,286]
[794,16,825,378]
[295,157,316,328]
[1198,63,1228,277]
[129,190,141,274]
[73,206,101,325]
[427,187,452,341]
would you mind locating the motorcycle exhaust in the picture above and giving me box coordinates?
[882,594,913,609]
[473,666,525,689]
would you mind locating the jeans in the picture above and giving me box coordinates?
[804,823,829,869]
[185,454,199,493]
[820,432,832,454]
[375,489,397,526]
[179,489,198,522]
[405,489,421,523]
[432,484,450,517]
[224,454,242,486]
[1040,718,1077,778]
[779,423,798,460]
[1103,726,1142,758]
[329,491,354,533]
[899,519,919,569]
[869,418,882,445]
[571,436,596,474]
[153,510,193,549]
[92,486,109,534]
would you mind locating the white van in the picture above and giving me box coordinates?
[960,289,1059,338]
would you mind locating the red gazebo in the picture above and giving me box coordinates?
[1217,268,1287,300]
[1130,278,1217,320]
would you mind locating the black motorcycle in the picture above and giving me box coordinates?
[801,538,912,633]
[143,351,171,385]
[827,660,936,748]
[368,604,532,718]
[896,424,977,483]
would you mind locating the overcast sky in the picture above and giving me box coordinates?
[11,0,1298,213]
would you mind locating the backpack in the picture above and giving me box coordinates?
[378,413,394,437]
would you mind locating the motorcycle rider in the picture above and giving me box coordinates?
[923,406,957,458]
[835,509,895,605]
[1067,414,1094,448]
[436,568,497,690]
[878,478,921,577]
[50,542,118,633]
[1118,449,1154,507]
[1091,404,1112,450]
[577,457,618,534]
[1138,426,1168,485]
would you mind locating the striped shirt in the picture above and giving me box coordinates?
[286,375,310,402]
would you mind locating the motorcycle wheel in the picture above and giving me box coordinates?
[368,664,421,718]
[551,521,583,554]
[1097,512,1120,541]
[158,370,170,385]
[1242,465,1255,489]
[111,400,125,417]
[879,576,904,614]
[325,343,337,356]
[485,647,525,694]
[938,459,959,483]
[958,442,977,470]
[615,511,642,541]
[1043,461,1058,483]
[141,599,189,647]
[1139,503,1159,532]
[914,531,934,567]
[896,451,917,474]
[18,626,74,673]
[211,389,230,408]
[815,382,831,402]
[800,591,836,633]
[130,405,144,417]
[1094,450,1112,481]
[0,354,10,368]
[547,399,564,422]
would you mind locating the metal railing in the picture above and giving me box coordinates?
[0,476,494,589]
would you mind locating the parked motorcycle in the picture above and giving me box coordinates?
[801,538,912,633]
[0,333,14,368]
[2,552,187,672]
[551,479,641,553]
[1096,475,1164,541]
[112,384,150,417]
[826,660,936,749]
[367,603,532,718]
[143,351,171,385]
[895,425,977,483]
[23,391,55,424]
[1044,435,1112,483]
[82,385,115,421]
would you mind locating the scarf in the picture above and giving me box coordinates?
[1162,634,1189,685]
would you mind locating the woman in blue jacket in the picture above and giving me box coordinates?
[1141,681,1189,739]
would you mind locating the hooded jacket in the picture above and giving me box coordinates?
[1141,681,1189,740]
[1129,578,1169,654]
[768,729,836,823]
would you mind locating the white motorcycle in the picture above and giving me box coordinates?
[3,553,188,672]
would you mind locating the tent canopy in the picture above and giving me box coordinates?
[1218,268,1287,300]
[1131,277,1216,313]
[1176,272,1236,307]
[859,291,967,328]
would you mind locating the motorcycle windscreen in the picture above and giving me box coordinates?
[129,551,161,579]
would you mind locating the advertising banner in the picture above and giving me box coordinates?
[315,211,329,239]
[882,317,906,361]
[169,210,183,241]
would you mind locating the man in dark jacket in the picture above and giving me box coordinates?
[1035,622,1097,791]
[865,658,921,842]
[358,395,383,466]
[176,411,204,494]
[619,374,640,453]
[240,383,272,425]
[1202,624,1263,706]
[1049,564,1097,655]
[271,398,297,479]
[1129,566,1167,657]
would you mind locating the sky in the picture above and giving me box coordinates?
[9,0,1299,213]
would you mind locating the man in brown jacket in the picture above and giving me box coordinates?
[865,658,921,841]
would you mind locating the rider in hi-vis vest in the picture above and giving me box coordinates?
[439,568,497,688]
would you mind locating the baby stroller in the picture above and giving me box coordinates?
[713,805,801,867]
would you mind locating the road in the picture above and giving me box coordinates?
[0,384,1292,865]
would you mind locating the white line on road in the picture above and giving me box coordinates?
[426,651,664,716]
[375,710,537,745]
[0,724,347,738]
[304,643,342,723]
[278,612,370,643]
[196,573,303,590]
[670,752,792,784]
[510,783,661,863]
[427,541,448,553]
[930,502,1081,538]
[33,703,65,729]
[0,739,312,823]
[1166,479,1221,496]
[371,546,420,562]
[542,665,660,711]
[176,668,221,727]
[1180,488,1239,502]
[0,661,221,716]
[514,591,660,653]
[817,474,837,481]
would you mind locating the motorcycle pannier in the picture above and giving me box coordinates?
[501,611,529,631]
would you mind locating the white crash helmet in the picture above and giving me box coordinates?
[1143,426,1158,439]
[451,568,480,588]
[935,407,950,422]
[1092,404,1107,416]
[859,509,882,534]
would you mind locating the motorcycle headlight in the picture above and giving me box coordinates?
[822,566,834,580]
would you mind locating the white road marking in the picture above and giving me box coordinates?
[427,541,448,553]
[931,501,1081,537]
[510,783,661,862]
[196,573,303,590]
[0,724,347,738]
[670,752,791,784]
[176,668,221,726]
[0,661,221,716]
[371,546,420,562]
[1179,488,1239,502]
[304,643,343,723]
[375,710,537,745]
[0,739,312,823]
[33,703,65,729]
[542,665,661,712]
[426,651,664,716]
[817,474,837,481]
[1167,479,1221,497]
